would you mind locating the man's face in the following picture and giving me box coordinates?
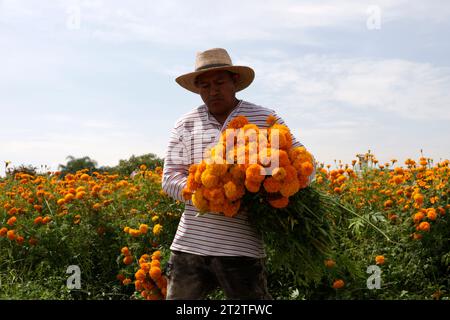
[195,70,239,117]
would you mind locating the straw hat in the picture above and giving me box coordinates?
[175,48,255,94]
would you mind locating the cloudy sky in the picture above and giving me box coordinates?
[1,0,449,176]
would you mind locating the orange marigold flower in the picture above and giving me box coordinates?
[42,216,51,224]
[123,255,133,265]
[223,200,241,218]
[57,198,66,206]
[139,224,149,234]
[375,255,385,265]
[201,171,219,188]
[64,193,74,202]
[280,178,300,198]
[150,267,162,281]
[413,212,425,224]
[426,208,437,221]
[7,216,17,226]
[413,193,424,205]
[122,278,132,285]
[332,279,345,289]
[245,164,265,183]
[266,114,277,126]
[324,259,336,268]
[0,227,8,237]
[7,230,16,241]
[121,247,130,256]
[268,196,289,209]
[16,236,25,245]
[244,179,261,193]
[80,174,90,181]
[34,216,43,224]
[300,162,314,177]
[227,115,249,129]
[135,269,146,281]
[263,177,282,193]
[271,167,286,181]
[28,237,38,246]
[152,251,162,260]
[418,221,430,232]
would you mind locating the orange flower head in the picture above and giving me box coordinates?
[150,267,162,281]
[263,177,282,193]
[266,115,277,126]
[324,259,336,268]
[418,221,430,232]
[227,115,249,129]
[332,279,345,289]
[7,216,17,226]
[245,164,265,184]
[268,196,289,209]
[375,255,385,265]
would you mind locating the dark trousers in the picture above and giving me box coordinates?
[165,250,272,300]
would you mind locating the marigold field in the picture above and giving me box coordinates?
[0,154,449,300]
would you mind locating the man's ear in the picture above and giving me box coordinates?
[232,73,240,85]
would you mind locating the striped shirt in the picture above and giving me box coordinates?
[162,100,309,258]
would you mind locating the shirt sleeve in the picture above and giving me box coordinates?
[271,110,316,183]
[162,123,190,202]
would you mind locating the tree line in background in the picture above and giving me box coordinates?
[5,153,164,177]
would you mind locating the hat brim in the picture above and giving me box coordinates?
[175,65,255,94]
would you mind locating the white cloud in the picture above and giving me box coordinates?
[249,54,450,120]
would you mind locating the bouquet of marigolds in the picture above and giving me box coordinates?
[182,115,341,285]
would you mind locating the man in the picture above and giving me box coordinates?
[162,48,310,300]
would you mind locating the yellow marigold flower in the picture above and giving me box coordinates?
[192,190,209,212]
[153,224,163,236]
[375,255,385,265]
[332,279,345,289]
[57,198,66,206]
